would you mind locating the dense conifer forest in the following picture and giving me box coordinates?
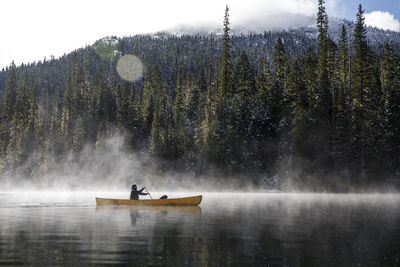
[0,1,399,190]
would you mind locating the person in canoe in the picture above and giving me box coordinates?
[130,184,149,200]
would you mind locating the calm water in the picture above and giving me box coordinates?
[0,191,399,266]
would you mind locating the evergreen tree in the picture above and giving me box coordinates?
[351,4,379,177]
[232,51,256,168]
[193,68,207,158]
[381,43,400,173]
[315,0,334,169]
[178,72,200,166]
[0,62,17,169]
[2,62,18,123]
[271,38,287,131]
[339,26,349,89]
[6,72,35,171]
[335,25,352,170]
[209,5,236,168]
[151,76,174,159]
[60,54,79,152]
[273,37,288,89]
[127,81,143,147]
[316,0,331,120]
[173,64,185,158]
[218,5,234,99]
[303,47,318,111]
[141,64,160,135]
[253,62,273,168]
[288,58,310,156]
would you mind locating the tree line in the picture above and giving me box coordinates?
[0,1,399,189]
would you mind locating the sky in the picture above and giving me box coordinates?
[1,0,399,69]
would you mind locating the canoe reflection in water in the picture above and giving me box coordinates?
[96,195,202,226]
[97,205,202,225]
[97,205,202,214]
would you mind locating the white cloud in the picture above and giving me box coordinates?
[365,11,400,32]
[228,0,316,31]
[0,0,341,68]
[325,0,343,17]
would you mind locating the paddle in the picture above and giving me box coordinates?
[144,187,153,199]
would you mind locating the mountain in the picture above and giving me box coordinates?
[0,11,399,191]
[168,16,400,50]
[1,17,398,97]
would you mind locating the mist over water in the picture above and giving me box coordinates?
[2,133,271,192]
[0,191,399,265]
[2,132,399,194]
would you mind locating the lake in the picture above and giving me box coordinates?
[0,191,399,266]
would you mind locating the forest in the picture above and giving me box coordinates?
[0,1,399,191]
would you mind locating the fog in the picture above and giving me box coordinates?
[1,190,400,205]
[1,131,399,194]
[1,132,263,193]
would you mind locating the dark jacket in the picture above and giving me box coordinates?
[130,187,147,200]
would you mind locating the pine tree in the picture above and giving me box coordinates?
[70,51,92,152]
[173,64,185,158]
[232,51,256,168]
[351,4,379,177]
[381,43,400,173]
[381,43,396,116]
[6,72,35,171]
[339,26,349,89]
[255,60,272,107]
[115,81,130,127]
[335,25,352,170]
[252,61,273,168]
[234,51,255,129]
[208,5,236,168]
[24,77,40,156]
[2,62,18,123]
[141,64,160,135]
[60,53,79,152]
[0,62,17,168]
[316,0,331,123]
[218,5,234,99]
[198,40,217,166]
[193,68,207,155]
[273,37,288,90]
[127,81,143,147]
[151,77,173,159]
[288,58,310,156]
[315,0,334,169]
[303,47,318,111]
[181,72,201,165]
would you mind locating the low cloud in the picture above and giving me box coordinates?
[365,11,400,32]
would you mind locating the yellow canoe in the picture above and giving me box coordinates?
[95,195,202,206]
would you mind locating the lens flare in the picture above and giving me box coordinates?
[116,54,143,82]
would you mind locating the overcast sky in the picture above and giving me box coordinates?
[1,0,399,68]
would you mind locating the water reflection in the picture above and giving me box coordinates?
[96,205,201,226]
[0,192,399,266]
[96,205,202,214]
[130,209,139,225]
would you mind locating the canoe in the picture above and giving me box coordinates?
[95,195,202,206]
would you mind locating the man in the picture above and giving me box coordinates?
[130,184,148,200]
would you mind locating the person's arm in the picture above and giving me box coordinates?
[138,187,148,195]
